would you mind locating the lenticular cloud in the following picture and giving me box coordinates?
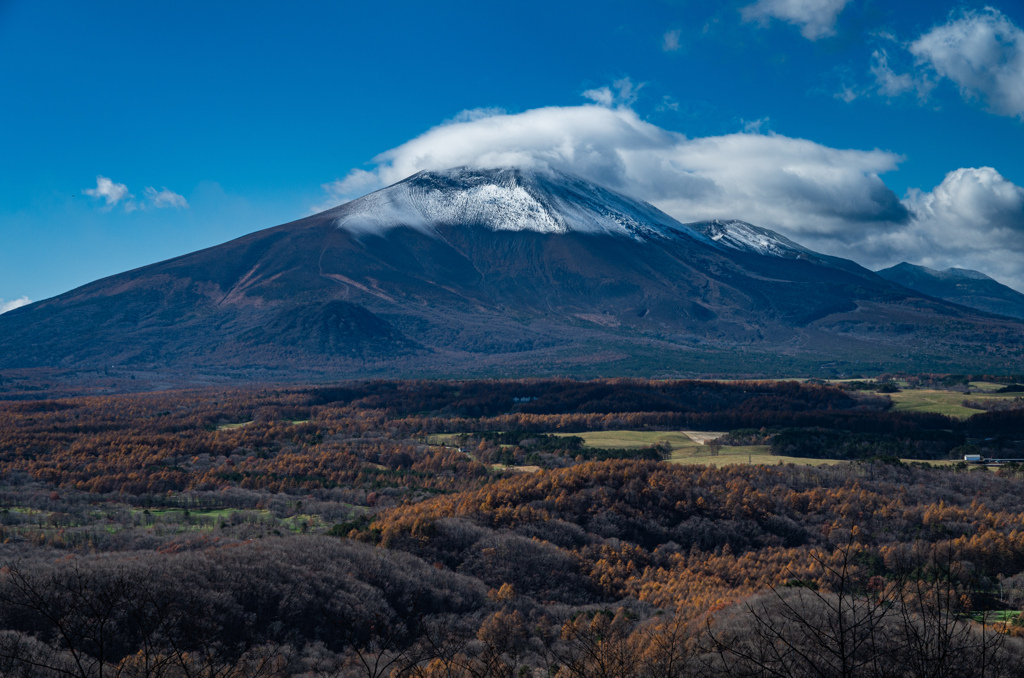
[321,105,908,239]
[322,102,1024,292]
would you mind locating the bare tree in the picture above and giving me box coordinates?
[634,612,696,678]
[346,614,418,678]
[885,541,1010,678]
[553,609,641,678]
[0,559,150,678]
[699,538,1024,678]
[702,542,899,678]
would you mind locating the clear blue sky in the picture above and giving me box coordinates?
[2,0,1023,306]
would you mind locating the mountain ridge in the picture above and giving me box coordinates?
[2,166,1023,393]
[876,262,1024,320]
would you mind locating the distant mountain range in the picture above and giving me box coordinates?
[876,262,1024,320]
[2,166,1022,392]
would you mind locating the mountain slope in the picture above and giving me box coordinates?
[689,219,812,258]
[876,262,1024,320]
[2,167,1023,389]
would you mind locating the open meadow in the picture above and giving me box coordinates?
[558,429,960,467]
[889,388,1022,417]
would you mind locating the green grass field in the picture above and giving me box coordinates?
[215,421,251,430]
[667,444,845,467]
[132,507,322,533]
[138,507,242,519]
[562,430,840,467]
[427,433,463,445]
[554,430,706,451]
[568,430,959,468]
[971,610,1021,624]
[215,419,309,431]
[888,389,1018,418]
[968,381,1009,392]
[433,429,963,469]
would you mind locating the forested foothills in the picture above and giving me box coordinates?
[2,378,1024,676]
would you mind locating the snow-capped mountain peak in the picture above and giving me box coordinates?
[332,167,711,243]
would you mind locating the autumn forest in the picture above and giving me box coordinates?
[2,378,1024,677]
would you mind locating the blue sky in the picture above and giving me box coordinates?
[2,0,1024,309]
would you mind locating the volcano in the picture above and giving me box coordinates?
[2,166,1023,389]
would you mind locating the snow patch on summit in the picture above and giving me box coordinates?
[333,167,711,243]
[330,167,828,262]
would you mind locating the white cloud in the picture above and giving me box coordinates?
[740,0,852,41]
[845,167,1024,291]
[144,186,188,209]
[582,78,641,109]
[581,86,614,107]
[318,93,1024,291]
[0,297,31,314]
[662,29,682,52]
[83,176,131,207]
[869,49,934,101]
[908,167,1024,232]
[318,100,908,239]
[83,176,188,211]
[444,107,507,124]
[909,8,1024,118]
[655,95,680,113]
[870,50,915,97]
[834,84,860,103]
[742,117,770,133]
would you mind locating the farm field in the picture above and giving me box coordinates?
[667,444,817,467]
[888,388,1018,417]
[216,418,309,431]
[556,430,819,466]
[133,507,323,532]
[553,429,709,451]
[563,429,963,468]
[969,381,1012,392]
[668,442,955,468]
[427,433,464,445]
[215,421,251,430]
[972,610,1023,624]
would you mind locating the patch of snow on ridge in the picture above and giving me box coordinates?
[938,267,992,281]
[333,167,712,243]
[692,219,812,258]
[334,182,431,233]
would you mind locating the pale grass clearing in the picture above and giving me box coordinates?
[668,444,838,467]
[435,429,958,469]
[215,421,251,430]
[554,430,711,450]
[888,389,1019,418]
